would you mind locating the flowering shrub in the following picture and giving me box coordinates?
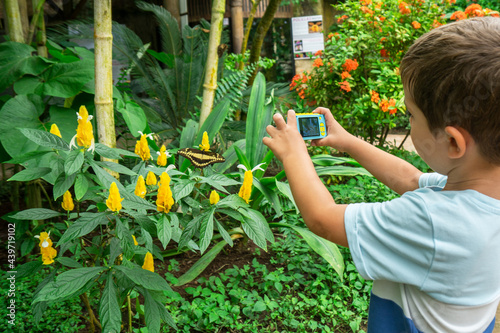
[289,0,456,144]
[449,2,499,20]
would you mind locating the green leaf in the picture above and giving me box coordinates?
[19,128,70,151]
[64,149,84,176]
[179,119,198,171]
[311,155,361,167]
[94,143,123,160]
[74,173,89,200]
[56,257,83,268]
[99,271,121,333]
[96,161,136,176]
[198,208,215,254]
[174,240,228,286]
[20,238,36,257]
[41,60,94,98]
[8,167,52,182]
[109,238,122,265]
[252,178,282,217]
[240,208,273,251]
[8,260,43,280]
[122,195,157,211]
[199,173,240,191]
[172,179,195,201]
[315,166,372,177]
[178,214,205,249]
[215,220,233,247]
[57,212,109,246]
[5,150,52,164]
[156,214,172,250]
[234,145,250,170]
[276,180,299,214]
[214,139,245,174]
[141,228,154,253]
[53,172,77,200]
[142,287,177,332]
[10,208,62,220]
[116,98,147,136]
[194,98,231,147]
[114,266,171,291]
[216,194,248,210]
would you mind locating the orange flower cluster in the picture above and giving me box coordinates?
[342,59,359,72]
[411,21,421,29]
[360,0,372,5]
[337,15,348,23]
[341,71,351,80]
[361,6,374,15]
[340,81,351,92]
[314,50,323,57]
[371,90,380,104]
[399,1,411,15]
[379,98,397,114]
[432,19,443,29]
[313,57,324,68]
[290,73,310,99]
[451,4,499,20]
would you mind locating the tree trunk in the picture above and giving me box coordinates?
[239,0,261,70]
[164,0,181,31]
[4,0,25,43]
[94,0,119,177]
[18,0,29,41]
[230,0,243,54]
[247,0,280,85]
[198,0,226,129]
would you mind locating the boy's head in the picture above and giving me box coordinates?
[400,17,500,164]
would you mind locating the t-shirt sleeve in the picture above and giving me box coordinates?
[344,192,435,288]
[418,173,447,189]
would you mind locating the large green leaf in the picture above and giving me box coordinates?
[246,72,272,167]
[275,180,300,214]
[198,208,215,254]
[142,288,177,332]
[214,139,245,174]
[195,97,232,147]
[116,96,147,137]
[57,212,109,246]
[53,172,77,200]
[0,42,48,92]
[315,166,372,177]
[0,94,45,157]
[34,267,104,303]
[19,128,70,151]
[10,208,62,221]
[240,208,272,251]
[252,178,282,217]
[271,223,345,279]
[114,266,171,291]
[311,155,362,167]
[8,167,52,182]
[178,119,198,171]
[41,60,94,98]
[49,105,79,143]
[99,272,121,333]
[64,149,84,176]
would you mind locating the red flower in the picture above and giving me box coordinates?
[340,81,351,92]
[411,21,421,29]
[342,59,359,72]
[341,71,351,80]
[380,49,388,57]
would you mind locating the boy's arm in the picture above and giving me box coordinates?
[312,108,423,195]
[263,111,349,247]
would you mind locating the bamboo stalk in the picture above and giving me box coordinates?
[198,0,227,129]
[4,0,25,43]
[94,0,119,178]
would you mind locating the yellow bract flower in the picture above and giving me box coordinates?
[146,171,157,185]
[142,251,154,272]
[35,231,52,249]
[157,145,168,166]
[106,182,124,212]
[132,235,138,246]
[199,131,210,151]
[135,132,151,161]
[134,175,147,198]
[209,190,220,205]
[237,163,266,204]
[41,246,57,265]
[156,172,174,213]
[50,123,62,138]
[61,190,74,211]
[75,105,94,149]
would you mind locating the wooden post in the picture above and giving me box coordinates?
[164,0,181,31]
[230,0,243,54]
[94,0,119,177]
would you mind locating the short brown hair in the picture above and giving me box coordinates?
[400,17,500,164]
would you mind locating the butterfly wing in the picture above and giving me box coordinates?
[177,148,225,168]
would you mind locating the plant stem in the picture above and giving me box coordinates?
[80,293,101,332]
[127,295,132,332]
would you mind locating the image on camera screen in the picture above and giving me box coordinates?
[298,117,320,137]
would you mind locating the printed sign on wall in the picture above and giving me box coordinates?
[292,15,324,59]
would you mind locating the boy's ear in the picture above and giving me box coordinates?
[444,126,470,159]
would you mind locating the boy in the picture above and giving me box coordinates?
[263,17,500,332]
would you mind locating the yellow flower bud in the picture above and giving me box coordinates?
[146,171,157,186]
[61,190,74,211]
[209,190,220,205]
[132,235,138,246]
[157,145,168,166]
[134,175,147,198]
[238,170,253,204]
[135,133,151,161]
[106,182,124,212]
[199,131,210,151]
[142,251,154,272]
[50,123,62,138]
[75,106,94,148]
[156,172,174,213]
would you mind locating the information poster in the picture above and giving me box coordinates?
[292,15,324,59]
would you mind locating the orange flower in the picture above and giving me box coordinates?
[360,0,372,5]
[314,50,323,57]
[313,58,324,68]
[341,71,351,80]
[361,6,374,15]
[465,4,482,16]
[337,15,348,23]
[411,21,421,29]
[432,19,443,29]
[471,9,485,17]
[399,1,411,14]
[371,90,380,104]
[450,11,466,20]
[380,98,396,113]
[342,59,359,72]
[328,33,335,39]
[340,81,351,92]
[379,16,386,22]
[380,49,388,57]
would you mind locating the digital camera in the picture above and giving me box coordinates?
[295,113,327,140]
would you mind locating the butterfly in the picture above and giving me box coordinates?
[177,148,225,168]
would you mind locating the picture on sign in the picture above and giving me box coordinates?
[292,15,325,59]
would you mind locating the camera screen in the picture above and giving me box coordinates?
[298,117,320,137]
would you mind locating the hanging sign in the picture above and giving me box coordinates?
[291,15,324,59]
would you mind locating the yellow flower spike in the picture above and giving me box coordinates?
[209,190,220,205]
[142,251,154,272]
[41,246,57,265]
[50,123,62,138]
[132,235,138,246]
[134,131,152,161]
[134,175,147,198]
[237,163,266,204]
[35,231,53,249]
[106,182,124,212]
[74,105,95,150]
[199,131,210,151]
[156,172,174,213]
[61,190,74,211]
[157,145,168,166]
[146,171,157,186]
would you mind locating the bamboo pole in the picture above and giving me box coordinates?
[94,0,119,178]
[238,0,261,70]
[198,0,226,129]
[4,0,25,43]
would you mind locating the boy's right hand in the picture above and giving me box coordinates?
[311,107,354,152]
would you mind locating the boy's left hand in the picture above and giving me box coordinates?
[263,110,309,163]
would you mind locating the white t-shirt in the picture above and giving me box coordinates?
[344,173,500,332]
